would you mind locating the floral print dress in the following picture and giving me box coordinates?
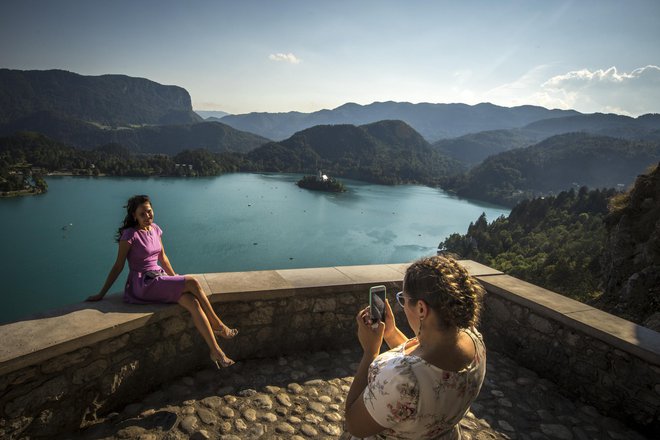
[361,327,486,439]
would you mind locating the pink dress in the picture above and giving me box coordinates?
[120,223,185,304]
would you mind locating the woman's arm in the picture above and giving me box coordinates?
[87,240,130,301]
[344,308,388,437]
[158,239,176,276]
[383,299,408,349]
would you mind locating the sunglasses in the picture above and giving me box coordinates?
[395,291,413,307]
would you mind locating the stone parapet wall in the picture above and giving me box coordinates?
[0,261,658,439]
[0,264,414,439]
[478,274,660,434]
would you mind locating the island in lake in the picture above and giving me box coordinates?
[297,171,346,192]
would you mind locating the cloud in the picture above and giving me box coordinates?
[268,53,301,64]
[485,65,660,116]
[536,66,660,115]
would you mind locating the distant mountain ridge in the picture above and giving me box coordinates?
[433,113,660,167]
[443,132,660,206]
[247,120,462,184]
[220,101,580,142]
[0,69,202,126]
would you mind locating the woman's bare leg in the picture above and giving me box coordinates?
[178,293,233,366]
[183,276,236,335]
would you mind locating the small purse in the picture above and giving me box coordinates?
[143,270,165,280]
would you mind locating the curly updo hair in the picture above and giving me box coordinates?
[115,195,151,242]
[404,255,485,329]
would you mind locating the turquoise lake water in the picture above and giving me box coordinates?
[0,173,509,323]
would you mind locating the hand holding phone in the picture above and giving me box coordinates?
[369,285,387,328]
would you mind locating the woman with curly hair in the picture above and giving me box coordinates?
[345,255,486,439]
[87,195,237,368]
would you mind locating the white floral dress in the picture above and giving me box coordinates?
[361,327,486,440]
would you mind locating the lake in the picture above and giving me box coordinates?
[0,173,509,323]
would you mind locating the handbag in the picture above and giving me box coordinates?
[143,269,166,280]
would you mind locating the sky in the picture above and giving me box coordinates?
[1,0,659,116]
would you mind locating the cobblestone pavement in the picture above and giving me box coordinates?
[67,348,649,440]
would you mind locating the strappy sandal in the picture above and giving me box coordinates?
[214,325,239,339]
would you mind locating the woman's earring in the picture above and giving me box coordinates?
[417,317,424,338]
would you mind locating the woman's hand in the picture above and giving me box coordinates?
[383,299,397,338]
[86,293,105,302]
[356,307,385,358]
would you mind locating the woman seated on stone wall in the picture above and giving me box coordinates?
[86,194,237,368]
[344,255,486,439]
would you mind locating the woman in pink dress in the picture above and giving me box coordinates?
[87,194,237,368]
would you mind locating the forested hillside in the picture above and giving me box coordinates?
[599,163,660,329]
[247,120,462,185]
[440,187,617,302]
[432,129,536,166]
[443,133,660,206]
[0,132,249,185]
[0,111,269,154]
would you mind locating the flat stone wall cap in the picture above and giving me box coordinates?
[0,293,164,375]
[335,264,405,284]
[276,267,353,288]
[458,260,504,277]
[478,274,660,365]
[568,309,660,365]
[477,274,592,315]
[385,263,411,274]
[204,270,292,295]
[384,260,501,277]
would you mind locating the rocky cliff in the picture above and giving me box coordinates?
[600,162,660,329]
[0,69,201,127]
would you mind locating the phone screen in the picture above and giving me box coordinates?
[369,285,387,324]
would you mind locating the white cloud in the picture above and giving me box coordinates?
[268,53,301,64]
[484,65,660,116]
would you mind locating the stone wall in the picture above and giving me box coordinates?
[0,262,658,439]
[0,264,408,439]
[477,274,660,434]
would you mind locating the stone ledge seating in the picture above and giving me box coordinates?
[0,261,658,438]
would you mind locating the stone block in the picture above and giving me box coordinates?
[247,305,275,325]
[42,348,93,374]
[130,325,161,345]
[161,316,187,337]
[312,297,336,313]
[73,360,108,385]
[486,297,511,321]
[338,294,357,305]
[528,314,554,335]
[3,366,39,388]
[178,332,194,351]
[290,313,313,328]
[101,361,139,395]
[5,376,68,418]
[99,334,130,355]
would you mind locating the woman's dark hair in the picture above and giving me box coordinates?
[404,255,485,329]
[115,195,151,242]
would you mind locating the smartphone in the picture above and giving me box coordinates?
[369,285,387,326]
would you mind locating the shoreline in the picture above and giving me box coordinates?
[0,188,45,198]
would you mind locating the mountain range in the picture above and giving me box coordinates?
[443,132,660,206]
[3,68,660,199]
[218,101,579,142]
